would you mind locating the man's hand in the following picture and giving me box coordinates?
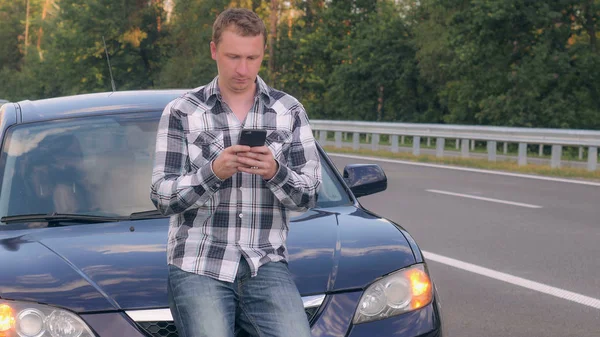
[212,145,252,180]
[237,146,279,180]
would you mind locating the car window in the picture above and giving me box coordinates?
[0,113,161,219]
[0,113,350,222]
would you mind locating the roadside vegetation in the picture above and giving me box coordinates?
[1,0,599,131]
[323,145,600,181]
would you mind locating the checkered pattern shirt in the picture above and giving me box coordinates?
[150,76,322,282]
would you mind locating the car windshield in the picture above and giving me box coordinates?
[0,112,350,224]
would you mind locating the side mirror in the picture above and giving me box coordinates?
[343,164,387,198]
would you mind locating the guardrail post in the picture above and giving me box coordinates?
[436,138,445,158]
[391,135,399,153]
[551,145,562,168]
[518,143,527,166]
[401,136,405,145]
[353,133,360,150]
[588,146,598,171]
[539,144,544,156]
[487,141,497,162]
[335,131,342,148]
[471,140,475,151]
[503,142,508,154]
[427,137,431,147]
[456,139,460,150]
[461,139,470,158]
[372,134,379,151]
[579,147,583,160]
[319,130,327,146]
[413,136,421,156]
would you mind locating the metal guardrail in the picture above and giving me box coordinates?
[311,120,600,171]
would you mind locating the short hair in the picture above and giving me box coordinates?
[212,8,267,47]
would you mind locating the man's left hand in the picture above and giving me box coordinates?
[237,146,278,180]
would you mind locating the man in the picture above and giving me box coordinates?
[150,7,321,337]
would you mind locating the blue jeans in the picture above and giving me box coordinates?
[167,259,312,337]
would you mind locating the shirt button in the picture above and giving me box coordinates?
[239,213,243,218]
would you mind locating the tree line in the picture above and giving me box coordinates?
[1,0,599,129]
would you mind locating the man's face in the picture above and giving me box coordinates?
[211,28,265,96]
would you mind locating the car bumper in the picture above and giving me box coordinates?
[81,291,443,337]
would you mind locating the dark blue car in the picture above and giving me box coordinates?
[0,91,443,337]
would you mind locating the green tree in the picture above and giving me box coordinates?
[326,0,441,122]
[0,0,167,101]
[415,0,600,129]
[270,0,328,115]
[158,0,228,88]
[46,0,167,94]
[0,0,60,101]
[0,0,27,72]
[274,0,377,118]
[157,0,270,89]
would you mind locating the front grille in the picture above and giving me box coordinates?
[138,321,178,337]
[138,308,318,337]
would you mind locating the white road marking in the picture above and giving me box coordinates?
[327,153,600,187]
[426,189,543,209]
[423,251,600,310]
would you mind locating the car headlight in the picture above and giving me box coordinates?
[353,263,433,324]
[0,300,95,337]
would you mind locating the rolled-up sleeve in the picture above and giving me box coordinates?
[150,101,222,216]
[266,105,321,211]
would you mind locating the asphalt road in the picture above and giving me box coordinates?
[329,153,600,337]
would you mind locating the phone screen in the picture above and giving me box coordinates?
[239,129,267,147]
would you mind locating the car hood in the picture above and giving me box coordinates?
[0,206,415,312]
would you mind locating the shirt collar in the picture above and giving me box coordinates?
[204,75,272,108]
[203,76,220,108]
[255,75,271,105]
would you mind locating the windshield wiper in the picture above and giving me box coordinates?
[1,210,168,225]
[0,213,123,225]
[128,209,166,219]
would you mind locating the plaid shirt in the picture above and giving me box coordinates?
[150,76,321,282]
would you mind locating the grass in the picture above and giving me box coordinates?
[322,145,600,181]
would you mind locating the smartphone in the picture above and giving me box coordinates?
[238,129,267,147]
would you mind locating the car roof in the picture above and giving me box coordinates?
[16,89,189,123]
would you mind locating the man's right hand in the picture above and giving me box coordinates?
[211,145,252,180]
